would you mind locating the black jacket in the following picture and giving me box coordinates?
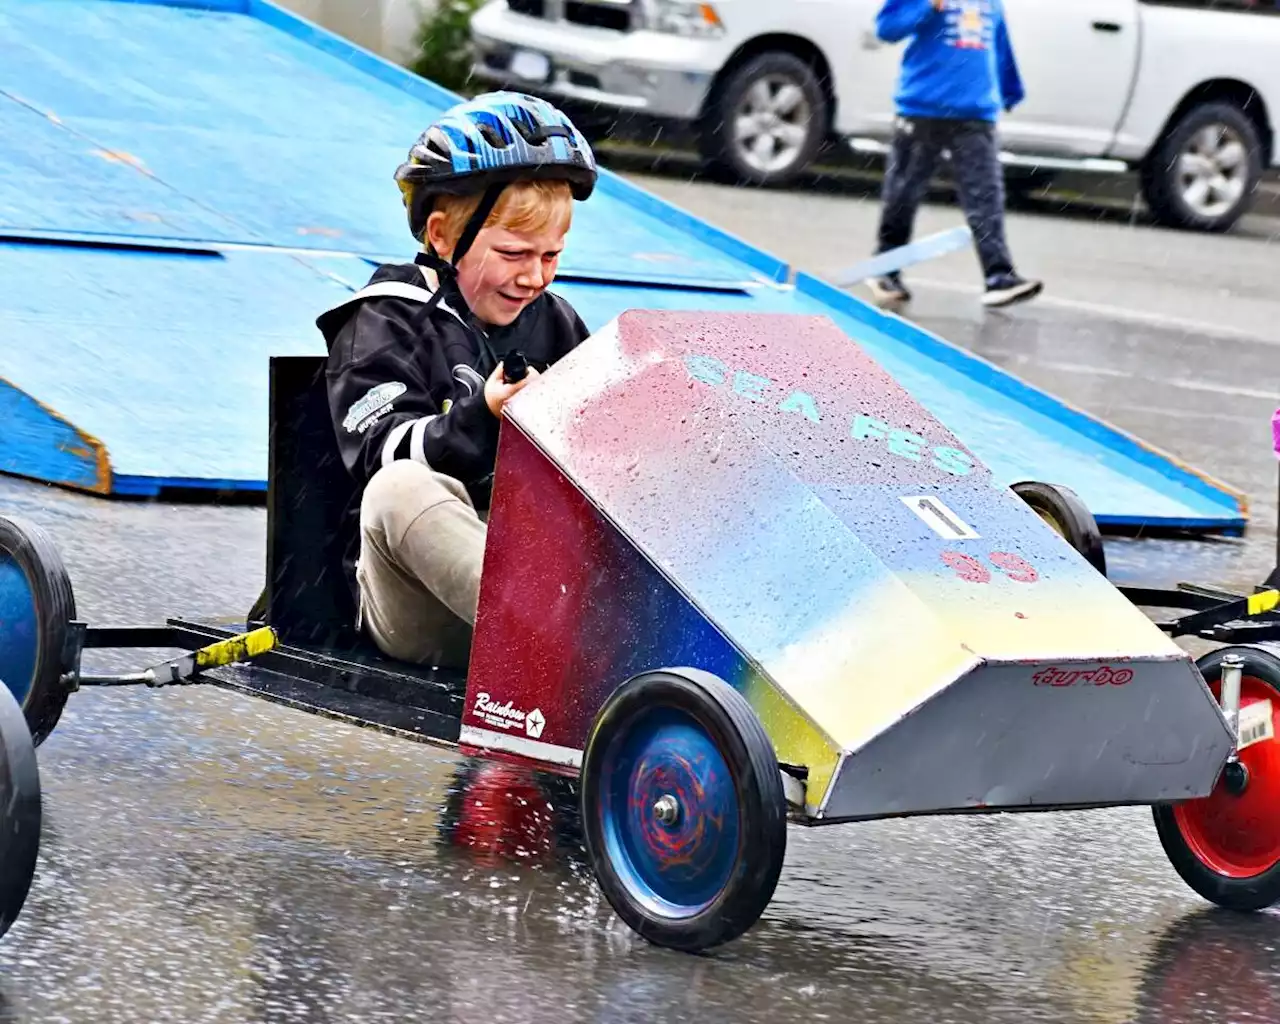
[317,256,590,590]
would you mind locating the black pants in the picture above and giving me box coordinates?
[876,117,1015,282]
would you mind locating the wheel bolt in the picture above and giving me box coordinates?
[1224,759,1250,796]
[653,794,680,825]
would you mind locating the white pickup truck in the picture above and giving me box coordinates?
[470,0,1280,232]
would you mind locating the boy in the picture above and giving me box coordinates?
[316,92,597,668]
[867,0,1043,310]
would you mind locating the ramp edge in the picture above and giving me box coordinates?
[0,376,111,495]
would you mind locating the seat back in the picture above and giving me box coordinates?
[263,355,361,647]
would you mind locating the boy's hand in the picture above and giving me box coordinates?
[484,361,539,418]
[931,0,944,9]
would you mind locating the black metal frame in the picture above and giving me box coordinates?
[70,617,467,746]
[1116,580,1280,645]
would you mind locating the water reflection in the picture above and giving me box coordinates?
[2,683,1280,1023]
[1131,908,1280,1024]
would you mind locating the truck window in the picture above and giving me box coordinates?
[1139,0,1280,12]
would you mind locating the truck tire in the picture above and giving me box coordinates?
[698,51,828,187]
[1141,101,1263,233]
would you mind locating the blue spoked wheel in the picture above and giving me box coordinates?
[0,516,75,745]
[580,668,787,952]
[0,677,41,938]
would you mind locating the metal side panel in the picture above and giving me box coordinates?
[820,656,1235,822]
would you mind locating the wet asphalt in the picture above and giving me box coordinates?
[3,169,1280,1023]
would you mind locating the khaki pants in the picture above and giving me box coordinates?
[356,460,487,668]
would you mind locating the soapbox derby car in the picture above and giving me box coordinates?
[3,309,1280,952]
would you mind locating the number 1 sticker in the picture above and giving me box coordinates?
[901,495,980,540]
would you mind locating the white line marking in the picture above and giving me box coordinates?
[905,276,1269,344]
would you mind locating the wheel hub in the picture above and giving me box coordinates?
[653,793,681,825]
[733,74,812,175]
[1174,674,1280,878]
[1224,759,1250,797]
[598,707,741,919]
[1177,123,1248,218]
[0,552,38,706]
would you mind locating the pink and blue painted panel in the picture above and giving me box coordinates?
[466,423,837,783]
[496,312,1182,723]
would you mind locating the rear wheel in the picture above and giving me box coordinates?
[0,516,75,745]
[1154,645,1280,911]
[1011,481,1107,577]
[580,668,787,952]
[0,680,41,938]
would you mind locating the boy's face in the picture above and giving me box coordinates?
[452,222,567,327]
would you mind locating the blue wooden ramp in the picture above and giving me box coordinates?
[0,0,1246,531]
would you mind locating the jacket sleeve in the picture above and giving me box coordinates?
[996,17,1025,111]
[876,0,938,42]
[559,302,592,358]
[326,306,499,489]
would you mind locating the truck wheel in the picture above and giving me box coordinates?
[580,668,787,952]
[0,516,75,746]
[1011,481,1107,577]
[1153,645,1280,912]
[698,51,828,187]
[1141,101,1262,233]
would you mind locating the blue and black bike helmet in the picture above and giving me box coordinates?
[394,91,598,274]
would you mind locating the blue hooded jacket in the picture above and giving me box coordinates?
[876,0,1025,122]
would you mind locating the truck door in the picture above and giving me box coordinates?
[832,0,906,139]
[999,0,1140,156]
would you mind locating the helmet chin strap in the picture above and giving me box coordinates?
[415,182,509,373]
[418,183,507,306]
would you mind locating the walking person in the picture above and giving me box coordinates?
[867,0,1043,310]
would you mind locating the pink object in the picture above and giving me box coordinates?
[1273,408,1280,459]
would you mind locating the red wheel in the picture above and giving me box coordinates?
[1153,645,1280,910]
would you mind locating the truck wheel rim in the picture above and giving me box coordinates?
[0,551,38,706]
[1177,123,1248,219]
[598,705,740,919]
[733,74,812,175]
[1174,674,1280,878]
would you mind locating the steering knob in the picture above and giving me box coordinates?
[502,350,529,384]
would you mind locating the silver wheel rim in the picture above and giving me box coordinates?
[731,73,813,176]
[1176,123,1249,219]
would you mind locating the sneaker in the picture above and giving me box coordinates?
[983,273,1043,307]
[867,273,912,308]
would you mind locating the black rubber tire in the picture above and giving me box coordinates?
[1141,101,1263,233]
[580,668,787,952]
[698,51,828,187]
[1153,645,1280,912]
[0,680,41,939]
[1011,480,1107,577]
[0,515,75,746]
